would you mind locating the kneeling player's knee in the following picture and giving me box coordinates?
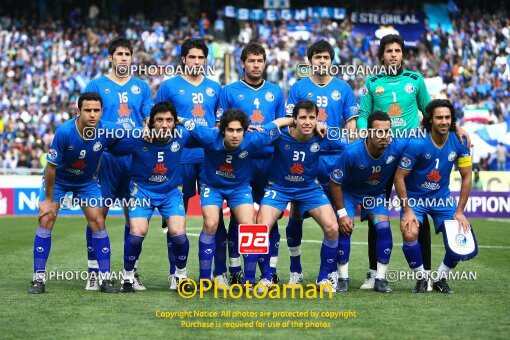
[39,214,56,229]
[203,219,218,234]
[402,229,418,243]
[88,216,105,232]
[323,221,339,239]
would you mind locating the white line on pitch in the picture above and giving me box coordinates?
[184,233,510,249]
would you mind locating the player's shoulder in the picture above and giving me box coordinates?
[57,117,77,133]
[401,69,424,81]
[344,138,364,154]
[291,77,312,90]
[330,77,350,89]
[130,77,150,89]
[202,77,222,90]
[264,80,284,93]
[221,80,241,93]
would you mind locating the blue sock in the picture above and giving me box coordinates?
[86,224,98,273]
[91,229,112,275]
[268,223,280,274]
[286,217,303,273]
[337,232,351,265]
[33,227,52,273]
[124,233,144,271]
[443,251,459,269]
[402,240,423,269]
[319,237,338,281]
[214,216,227,276]
[375,221,393,264]
[166,232,176,275]
[243,254,259,283]
[170,234,189,270]
[198,232,215,280]
[227,216,241,274]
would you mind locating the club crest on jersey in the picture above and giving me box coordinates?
[179,89,185,95]
[93,141,102,152]
[331,90,341,101]
[285,104,295,115]
[404,83,415,94]
[400,157,411,167]
[310,142,320,152]
[375,86,385,95]
[239,150,248,159]
[171,141,180,152]
[206,87,215,97]
[131,85,141,94]
[425,154,431,159]
[361,86,368,96]
[184,120,195,131]
[265,91,274,102]
[448,151,457,161]
[386,155,395,164]
[48,149,57,159]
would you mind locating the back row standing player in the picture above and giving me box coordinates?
[357,34,470,290]
[156,39,221,289]
[284,40,358,286]
[216,42,286,286]
[84,38,153,291]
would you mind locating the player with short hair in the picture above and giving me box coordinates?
[284,40,358,287]
[84,37,153,291]
[329,111,408,293]
[180,109,294,287]
[29,92,122,294]
[216,42,286,287]
[156,38,221,288]
[257,100,341,293]
[116,101,195,293]
[356,34,470,290]
[395,99,475,294]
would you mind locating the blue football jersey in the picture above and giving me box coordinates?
[269,128,327,188]
[114,126,194,194]
[46,118,120,185]
[156,76,221,163]
[330,138,409,195]
[85,76,153,129]
[183,120,281,188]
[286,77,358,153]
[217,80,285,157]
[398,133,471,198]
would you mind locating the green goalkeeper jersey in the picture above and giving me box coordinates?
[357,69,431,131]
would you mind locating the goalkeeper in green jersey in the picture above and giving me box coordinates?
[356,34,471,291]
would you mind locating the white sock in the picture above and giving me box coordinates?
[175,267,187,278]
[123,269,135,282]
[337,262,349,279]
[229,257,241,268]
[411,265,427,280]
[375,262,388,280]
[436,262,451,282]
[369,269,377,277]
[134,260,138,270]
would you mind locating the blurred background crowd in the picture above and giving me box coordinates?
[0,0,508,173]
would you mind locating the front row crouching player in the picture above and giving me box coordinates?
[29,92,122,294]
[395,99,477,294]
[329,111,407,293]
[256,100,340,293]
[112,102,195,293]
[180,109,296,290]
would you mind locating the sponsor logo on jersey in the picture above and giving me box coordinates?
[307,92,313,98]
[425,153,431,159]
[421,181,441,190]
[375,86,385,95]
[331,90,341,101]
[93,141,102,152]
[448,151,457,162]
[71,159,87,170]
[359,164,366,169]
[48,149,57,160]
[265,92,274,102]
[386,155,395,164]
[310,142,320,152]
[216,163,236,179]
[367,172,381,185]
[219,163,234,173]
[171,141,180,152]
[206,87,215,97]
[400,157,411,167]
[289,163,304,175]
[404,83,415,93]
[153,163,168,175]
[131,85,141,94]
[250,110,264,124]
[426,170,442,182]
[284,144,290,150]
[184,120,195,131]
[105,89,110,94]
[239,151,248,159]
[361,86,368,96]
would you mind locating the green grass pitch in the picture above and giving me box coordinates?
[1,216,509,339]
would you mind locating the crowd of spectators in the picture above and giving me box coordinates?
[0,5,508,172]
